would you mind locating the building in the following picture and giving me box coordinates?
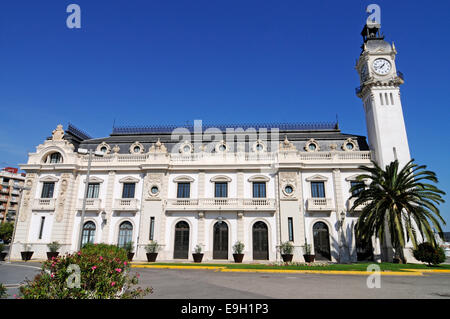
[0,167,25,223]
[10,21,413,262]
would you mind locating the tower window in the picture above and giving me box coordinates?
[288,217,294,241]
[379,93,384,106]
[390,93,394,105]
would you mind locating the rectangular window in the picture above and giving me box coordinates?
[177,183,190,198]
[288,217,294,241]
[122,183,135,198]
[38,216,45,239]
[41,182,55,198]
[253,182,266,198]
[311,182,325,198]
[214,182,228,198]
[350,181,364,196]
[87,183,100,198]
[149,217,155,240]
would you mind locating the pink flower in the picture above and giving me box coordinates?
[77,251,81,256]
[115,268,122,273]
[124,261,127,266]
[111,281,116,286]
[99,256,103,261]
[91,266,97,270]
[51,273,55,278]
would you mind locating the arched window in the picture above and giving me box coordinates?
[253,221,269,260]
[118,221,133,248]
[44,152,63,164]
[174,221,190,259]
[81,221,96,246]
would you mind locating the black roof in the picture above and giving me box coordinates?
[65,122,370,154]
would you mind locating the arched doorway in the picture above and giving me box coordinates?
[213,221,228,259]
[313,222,331,261]
[253,221,269,260]
[174,221,190,259]
[118,221,133,248]
[81,221,96,247]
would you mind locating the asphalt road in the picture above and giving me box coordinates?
[0,262,41,298]
[2,262,450,299]
[133,268,450,299]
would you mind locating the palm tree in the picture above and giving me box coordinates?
[350,159,446,263]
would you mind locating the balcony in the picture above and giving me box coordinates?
[33,198,56,211]
[113,198,140,211]
[165,198,276,212]
[347,198,367,211]
[76,198,102,212]
[0,188,9,194]
[306,198,334,211]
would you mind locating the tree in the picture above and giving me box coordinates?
[350,159,446,263]
[0,222,14,243]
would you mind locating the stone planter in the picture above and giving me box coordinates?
[146,253,158,262]
[47,252,59,260]
[127,252,135,261]
[233,253,244,263]
[281,254,293,262]
[192,253,203,263]
[21,251,34,261]
[303,254,315,263]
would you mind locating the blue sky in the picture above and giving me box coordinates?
[0,1,449,230]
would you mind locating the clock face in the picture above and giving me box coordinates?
[372,58,392,75]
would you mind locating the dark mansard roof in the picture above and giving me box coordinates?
[63,122,370,153]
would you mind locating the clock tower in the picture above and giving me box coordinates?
[356,22,411,169]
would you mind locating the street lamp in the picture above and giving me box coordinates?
[77,148,104,251]
[7,184,32,263]
[338,211,346,264]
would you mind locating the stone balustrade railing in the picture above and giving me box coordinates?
[165,198,276,211]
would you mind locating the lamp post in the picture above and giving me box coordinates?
[77,148,104,251]
[7,184,32,263]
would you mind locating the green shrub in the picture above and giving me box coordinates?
[0,283,7,299]
[0,243,5,252]
[0,222,14,244]
[47,241,61,253]
[280,241,294,255]
[19,244,151,299]
[144,241,161,253]
[194,244,202,254]
[413,242,446,266]
[232,241,245,254]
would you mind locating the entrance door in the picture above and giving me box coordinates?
[313,222,331,261]
[253,221,269,260]
[174,221,189,259]
[355,222,374,261]
[213,222,228,259]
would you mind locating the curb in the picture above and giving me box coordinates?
[130,264,425,276]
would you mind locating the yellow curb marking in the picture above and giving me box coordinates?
[130,265,424,276]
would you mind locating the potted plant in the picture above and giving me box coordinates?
[46,241,61,260]
[280,241,294,262]
[302,240,315,263]
[192,244,203,263]
[144,241,161,262]
[232,241,245,263]
[21,243,34,261]
[0,243,6,261]
[124,241,135,261]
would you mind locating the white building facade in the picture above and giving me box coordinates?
[11,21,411,263]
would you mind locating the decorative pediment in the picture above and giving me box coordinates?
[173,175,194,183]
[83,176,105,184]
[39,175,59,182]
[279,135,296,151]
[248,175,270,182]
[119,176,140,183]
[210,175,232,183]
[148,138,167,153]
[305,174,328,182]
[52,124,64,141]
